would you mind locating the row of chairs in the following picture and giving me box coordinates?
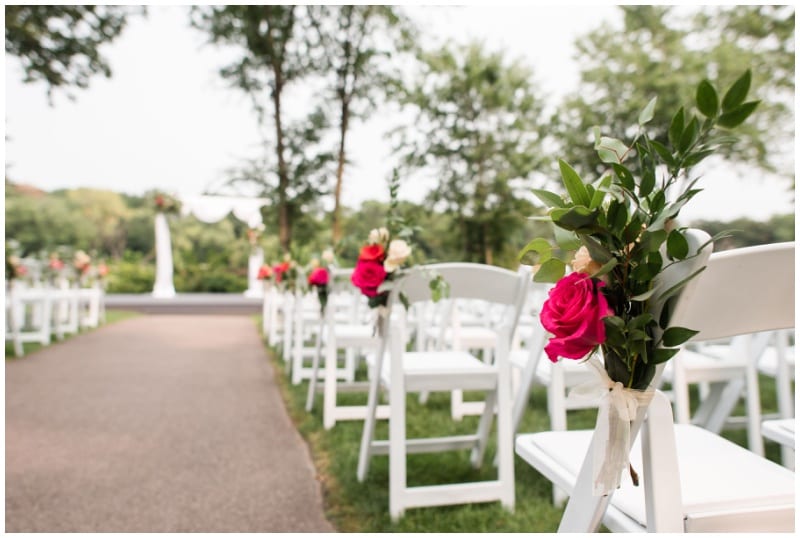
[260,236,795,531]
[5,280,106,357]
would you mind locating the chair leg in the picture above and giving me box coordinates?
[744,360,765,456]
[388,331,407,521]
[357,336,388,482]
[323,337,338,430]
[671,360,692,424]
[470,388,497,468]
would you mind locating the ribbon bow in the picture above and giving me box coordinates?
[567,355,654,496]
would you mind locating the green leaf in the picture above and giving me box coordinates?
[639,229,667,252]
[580,234,614,264]
[596,137,629,164]
[590,175,611,209]
[669,107,685,148]
[518,238,552,263]
[679,116,699,153]
[717,100,760,129]
[611,163,635,191]
[551,206,599,231]
[682,149,715,167]
[696,80,719,118]
[656,266,706,303]
[650,140,676,168]
[652,347,680,364]
[533,258,566,283]
[532,188,567,208]
[721,69,751,111]
[558,160,591,206]
[662,326,700,347]
[667,230,689,260]
[630,288,658,302]
[553,226,581,250]
[639,166,656,197]
[638,97,657,125]
[591,257,618,278]
[629,313,655,329]
[398,291,410,310]
[607,200,628,235]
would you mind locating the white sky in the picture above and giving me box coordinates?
[4,4,795,223]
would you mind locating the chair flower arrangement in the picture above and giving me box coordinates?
[306,258,330,313]
[350,171,449,315]
[519,71,758,494]
[73,250,93,287]
[153,192,181,214]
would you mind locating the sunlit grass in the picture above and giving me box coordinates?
[260,319,789,532]
[5,309,140,359]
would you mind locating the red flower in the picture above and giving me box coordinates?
[351,258,386,297]
[540,272,613,362]
[257,265,273,280]
[273,262,291,283]
[308,267,329,287]
[49,259,64,270]
[155,195,164,207]
[359,244,385,263]
[97,263,109,277]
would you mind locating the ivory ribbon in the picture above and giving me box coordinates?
[567,355,654,496]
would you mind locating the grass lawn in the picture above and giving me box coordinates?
[261,320,791,532]
[5,309,140,359]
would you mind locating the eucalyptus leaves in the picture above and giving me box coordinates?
[522,70,758,390]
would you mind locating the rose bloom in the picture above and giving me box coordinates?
[49,258,65,271]
[74,250,91,270]
[308,267,329,287]
[368,227,389,245]
[97,263,109,277]
[351,259,386,297]
[309,258,320,269]
[540,272,613,362]
[359,243,385,263]
[571,246,603,275]
[321,248,335,264]
[257,265,273,280]
[384,239,412,273]
[273,261,291,283]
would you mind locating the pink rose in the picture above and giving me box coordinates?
[308,267,329,287]
[540,272,613,362]
[257,265,273,280]
[351,259,386,297]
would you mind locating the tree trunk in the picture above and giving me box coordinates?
[272,75,291,252]
[483,222,494,265]
[332,100,349,245]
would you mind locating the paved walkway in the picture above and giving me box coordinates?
[5,315,334,533]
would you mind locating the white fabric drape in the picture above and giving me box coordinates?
[181,195,269,228]
[244,247,265,298]
[152,212,176,298]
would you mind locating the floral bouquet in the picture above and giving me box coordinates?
[351,226,413,309]
[307,259,330,313]
[5,254,27,282]
[257,264,273,281]
[520,71,758,494]
[73,250,92,283]
[153,192,181,214]
[272,255,300,291]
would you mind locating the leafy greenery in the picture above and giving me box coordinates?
[554,6,794,181]
[5,5,142,101]
[393,41,549,265]
[521,71,759,389]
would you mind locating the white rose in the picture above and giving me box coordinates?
[383,239,412,273]
[321,248,335,264]
[368,227,389,245]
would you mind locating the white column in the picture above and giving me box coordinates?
[244,247,264,298]
[152,212,176,298]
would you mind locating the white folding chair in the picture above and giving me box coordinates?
[5,284,53,357]
[515,236,795,532]
[357,262,529,520]
[305,268,388,428]
[78,285,103,329]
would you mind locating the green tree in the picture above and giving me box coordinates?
[223,107,335,255]
[308,5,415,244]
[393,42,547,264]
[555,5,794,179]
[5,5,140,101]
[192,5,318,252]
